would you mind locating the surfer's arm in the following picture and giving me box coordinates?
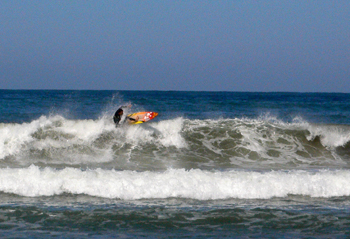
[120,104,132,109]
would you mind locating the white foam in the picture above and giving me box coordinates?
[1,165,350,199]
[0,116,54,158]
[0,114,187,164]
[152,118,187,148]
[124,117,186,148]
[1,115,349,169]
[0,115,117,163]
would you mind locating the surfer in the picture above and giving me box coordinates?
[113,105,138,126]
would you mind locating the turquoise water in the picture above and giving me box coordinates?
[1,90,350,238]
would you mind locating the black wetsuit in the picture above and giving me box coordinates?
[113,111,122,125]
[113,106,127,125]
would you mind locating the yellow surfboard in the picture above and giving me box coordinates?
[126,112,158,125]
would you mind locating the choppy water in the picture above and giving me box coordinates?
[1,90,350,238]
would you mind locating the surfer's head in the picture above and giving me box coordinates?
[116,108,123,115]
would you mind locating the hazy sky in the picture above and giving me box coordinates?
[1,0,349,92]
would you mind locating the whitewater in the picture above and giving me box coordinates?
[2,166,350,199]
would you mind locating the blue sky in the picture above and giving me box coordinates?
[1,0,349,92]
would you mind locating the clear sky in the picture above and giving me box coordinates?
[1,0,349,92]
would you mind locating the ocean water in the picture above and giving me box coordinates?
[0,90,350,238]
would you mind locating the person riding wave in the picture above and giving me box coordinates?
[113,104,139,126]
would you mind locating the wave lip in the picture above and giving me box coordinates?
[1,166,350,200]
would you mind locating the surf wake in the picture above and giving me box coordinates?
[1,165,350,199]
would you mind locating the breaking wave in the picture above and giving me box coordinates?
[0,115,350,170]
